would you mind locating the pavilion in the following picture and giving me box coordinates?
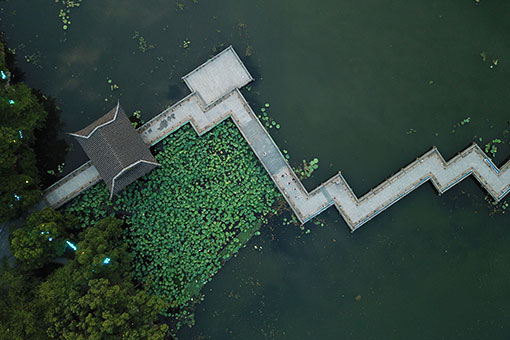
[70,101,159,198]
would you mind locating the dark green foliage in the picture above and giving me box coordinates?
[39,269,168,340]
[0,43,6,71]
[66,119,281,329]
[0,40,68,221]
[75,217,132,281]
[0,81,47,221]
[0,261,48,340]
[3,214,168,339]
[10,208,77,270]
[0,38,165,338]
[38,216,169,339]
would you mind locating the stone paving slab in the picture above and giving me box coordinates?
[182,46,253,107]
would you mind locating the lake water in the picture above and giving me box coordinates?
[1,0,509,338]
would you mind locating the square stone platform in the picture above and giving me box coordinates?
[182,46,253,107]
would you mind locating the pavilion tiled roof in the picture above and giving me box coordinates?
[70,102,159,197]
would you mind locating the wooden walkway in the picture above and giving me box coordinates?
[43,46,510,231]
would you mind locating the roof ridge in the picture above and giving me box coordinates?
[110,159,160,198]
[69,100,120,139]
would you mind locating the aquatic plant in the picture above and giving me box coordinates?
[106,78,119,92]
[56,0,83,32]
[293,158,319,180]
[257,103,281,130]
[24,51,43,68]
[175,0,199,12]
[129,110,143,128]
[65,119,281,330]
[132,31,155,53]
[484,138,502,158]
[456,117,471,127]
[245,45,254,57]
[0,43,52,221]
[485,195,509,216]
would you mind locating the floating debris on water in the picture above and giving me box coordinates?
[24,51,43,68]
[480,51,500,69]
[245,45,253,57]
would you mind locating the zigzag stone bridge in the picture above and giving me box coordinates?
[43,46,510,231]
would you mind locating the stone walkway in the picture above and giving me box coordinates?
[42,46,510,231]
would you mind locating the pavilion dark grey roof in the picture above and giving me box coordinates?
[70,102,159,198]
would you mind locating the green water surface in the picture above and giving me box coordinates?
[1,0,509,339]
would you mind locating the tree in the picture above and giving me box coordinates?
[38,217,169,339]
[0,82,48,221]
[41,276,168,340]
[10,208,77,270]
[0,79,47,221]
[0,40,68,222]
[0,260,48,340]
[75,216,133,281]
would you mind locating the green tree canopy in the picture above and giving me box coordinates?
[0,261,48,340]
[0,41,49,222]
[10,207,77,270]
[40,276,168,340]
[75,216,132,281]
[38,216,169,339]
